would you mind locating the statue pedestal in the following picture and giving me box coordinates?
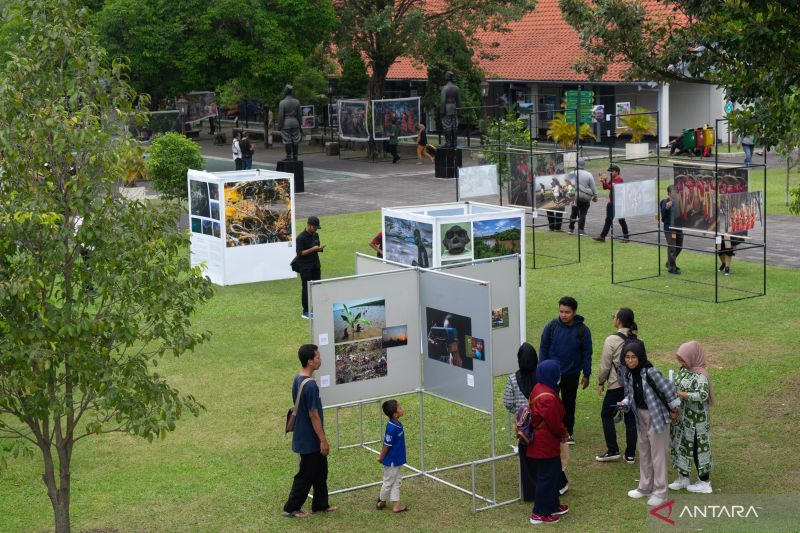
[276,160,304,193]
[434,148,462,179]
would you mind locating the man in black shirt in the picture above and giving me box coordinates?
[296,216,324,318]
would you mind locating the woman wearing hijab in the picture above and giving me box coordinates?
[503,343,539,501]
[527,360,570,525]
[669,340,714,494]
[620,339,681,507]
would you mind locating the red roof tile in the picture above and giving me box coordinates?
[387,0,673,83]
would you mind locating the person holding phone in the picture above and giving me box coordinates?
[296,216,325,319]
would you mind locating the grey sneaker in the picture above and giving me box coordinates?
[595,451,621,462]
[567,435,576,445]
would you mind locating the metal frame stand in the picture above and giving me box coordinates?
[608,114,767,303]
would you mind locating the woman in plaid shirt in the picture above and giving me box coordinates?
[619,339,680,507]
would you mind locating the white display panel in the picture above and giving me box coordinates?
[187,169,296,285]
[420,270,493,412]
[458,164,500,198]
[614,179,657,219]
[310,269,421,407]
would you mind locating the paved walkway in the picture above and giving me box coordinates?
[159,131,799,269]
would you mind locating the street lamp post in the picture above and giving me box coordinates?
[177,96,189,136]
[479,81,490,142]
[327,81,334,144]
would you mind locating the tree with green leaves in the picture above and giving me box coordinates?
[0,2,213,532]
[147,132,205,199]
[333,0,536,154]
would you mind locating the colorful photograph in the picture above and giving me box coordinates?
[301,105,315,129]
[381,325,408,348]
[190,180,210,217]
[371,97,421,140]
[224,178,292,247]
[338,100,369,140]
[507,152,532,207]
[191,217,202,234]
[464,336,485,361]
[210,200,220,220]
[425,307,473,371]
[335,338,387,385]
[439,221,473,263]
[615,101,631,129]
[384,216,433,267]
[332,297,386,344]
[719,190,762,234]
[492,307,509,329]
[473,218,521,259]
[673,166,748,233]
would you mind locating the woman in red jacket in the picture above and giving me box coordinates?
[527,359,570,524]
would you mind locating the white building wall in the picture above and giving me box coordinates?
[668,82,728,139]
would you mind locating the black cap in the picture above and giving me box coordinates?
[607,164,621,173]
[307,216,321,229]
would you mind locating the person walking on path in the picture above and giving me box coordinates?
[388,119,401,163]
[620,339,681,507]
[296,216,324,319]
[567,158,598,236]
[282,344,337,518]
[659,185,683,274]
[596,308,638,464]
[669,340,714,494]
[593,164,630,242]
[415,123,434,164]
[527,360,571,525]
[232,131,242,170]
[740,134,755,165]
[539,296,593,445]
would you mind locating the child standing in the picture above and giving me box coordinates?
[376,400,409,512]
[669,340,714,493]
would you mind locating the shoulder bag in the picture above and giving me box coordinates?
[285,378,312,434]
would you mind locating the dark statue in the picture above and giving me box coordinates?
[277,84,301,161]
[440,71,460,149]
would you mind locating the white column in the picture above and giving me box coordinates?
[658,83,670,147]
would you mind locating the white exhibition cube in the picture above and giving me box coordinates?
[187,169,296,285]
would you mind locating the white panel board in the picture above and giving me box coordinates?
[458,165,500,198]
[614,179,657,219]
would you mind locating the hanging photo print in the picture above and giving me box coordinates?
[384,216,433,267]
[224,178,292,247]
[300,105,315,129]
[472,218,521,259]
[371,97,421,140]
[381,325,408,348]
[425,307,474,370]
[507,152,533,207]
[338,100,369,140]
[673,166,748,233]
[718,190,762,234]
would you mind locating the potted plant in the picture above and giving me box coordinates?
[547,113,596,167]
[616,106,656,159]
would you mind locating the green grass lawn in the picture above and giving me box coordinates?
[2,210,800,532]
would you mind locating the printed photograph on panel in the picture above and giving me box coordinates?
[464,336,485,361]
[426,307,474,371]
[384,216,433,267]
[190,180,210,217]
[335,338,387,385]
[338,100,369,140]
[673,166,748,233]
[439,221,473,263]
[473,218,521,259]
[371,97,421,140]
[507,152,532,207]
[382,325,408,348]
[332,297,386,344]
[719,190,761,234]
[492,307,509,329]
[224,178,292,247]
[301,105,315,129]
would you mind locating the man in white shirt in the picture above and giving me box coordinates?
[232,131,242,170]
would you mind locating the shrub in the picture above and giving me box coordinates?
[616,107,657,143]
[146,132,204,199]
[547,113,596,148]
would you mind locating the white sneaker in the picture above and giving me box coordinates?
[669,474,691,490]
[647,495,668,506]
[687,480,713,494]
[559,483,569,495]
[628,489,650,499]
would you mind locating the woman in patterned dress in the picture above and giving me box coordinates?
[669,340,714,493]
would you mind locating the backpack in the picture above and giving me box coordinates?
[547,318,586,340]
[514,391,554,445]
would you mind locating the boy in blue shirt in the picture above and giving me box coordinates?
[376,399,409,513]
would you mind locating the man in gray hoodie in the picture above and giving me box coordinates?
[567,158,598,236]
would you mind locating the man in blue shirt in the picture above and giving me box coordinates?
[283,344,336,518]
[539,296,593,445]
[660,185,683,274]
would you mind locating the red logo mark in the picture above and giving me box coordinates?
[650,499,676,526]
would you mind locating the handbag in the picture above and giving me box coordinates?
[290,254,301,273]
[285,378,312,434]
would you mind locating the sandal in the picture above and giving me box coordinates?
[282,510,309,518]
[376,499,386,510]
[392,505,410,513]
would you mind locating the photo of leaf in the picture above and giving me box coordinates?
[335,339,387,385]
[224,178,292,247]
[332,297,386,343]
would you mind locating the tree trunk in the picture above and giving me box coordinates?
[40,442,71,533]
[367,64,390,159]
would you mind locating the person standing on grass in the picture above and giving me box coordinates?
[669,340,714,494]
[596,308,638,464]
[620,339,680,507]
[593,164,630,242]
[376,399,409,513]
[416,123,434,164]
[370,231,383,258]
[539,296,593,445]
[296,216,324,319]
[527,360,570,525]
[282,344,337,518]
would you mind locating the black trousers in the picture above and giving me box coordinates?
[547,210,564,230]
[300,267,321,314]
[666,231,684,270]
[518,441,537,502]
[532,457,562,516]
[387,143,399,161]
[601,387,637,457]
[599,202,629,238]
[568,200,590,232]
[560,373,580,436]
[234,158,242,171]
[283,452,330,513]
